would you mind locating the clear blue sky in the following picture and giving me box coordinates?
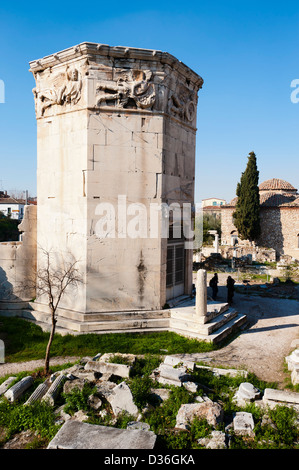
[0,0,299,203]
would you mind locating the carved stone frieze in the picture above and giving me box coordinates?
[95,69,156,110]
[168,84,197,123]
[33,66,82,117]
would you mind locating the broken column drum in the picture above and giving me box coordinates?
[42,374,66,406]
[29,43,203,324]
[25,381,50,405]
[4,376,34,402]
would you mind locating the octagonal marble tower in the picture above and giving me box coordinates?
[29,43,203,331]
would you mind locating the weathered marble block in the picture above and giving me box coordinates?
[286,349,299,371]
[84,361,131,378]
[163,355,195,370]
[107,381,139,418]
[233,412,255,437]
[175,402,223,429]
[157,364,191,386]
[47,420,157,449]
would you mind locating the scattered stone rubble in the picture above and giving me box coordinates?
[0,352,299,449]
[197,430,227,449]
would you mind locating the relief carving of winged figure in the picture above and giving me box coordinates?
[33,67,82,117]
[96,69,156,110]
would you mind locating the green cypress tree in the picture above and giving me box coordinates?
[233,151,261,242]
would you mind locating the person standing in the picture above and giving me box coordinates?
[226,276,235,304]
[209,273,218,300]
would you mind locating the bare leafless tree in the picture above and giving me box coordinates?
[36,248,83,374]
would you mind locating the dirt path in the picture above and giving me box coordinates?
[0,356,80,378]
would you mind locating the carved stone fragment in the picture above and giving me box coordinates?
[95,69,155,110]
[33,66,82,117]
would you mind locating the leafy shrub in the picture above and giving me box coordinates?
[129,375,153,410]
[0,400,59,441]
[62,382,96,415]
[131,354,162,377]
[146,386,193,434]
[157,417,213,449]
[108,354,131,365]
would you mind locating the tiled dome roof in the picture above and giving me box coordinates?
[259,178,297,192]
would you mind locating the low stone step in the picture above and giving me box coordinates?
[207,302,229,315]
[169,316,205,333]
[208,314,247,344]
[169,307,238,335]
[205,303,230,322]
[20,308,170,334]
[21,308,170,333]
[170,302,229,324]
[169,314,247,344]
[0,300,30,311]
[198,308,238,335]
[54,316,170,333]
[22,309,50,323]
[29,302,170,322]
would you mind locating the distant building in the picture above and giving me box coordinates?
[201,197,226,219]
[0,193,26,220]
[221,178,299,260]
[202,197,226,208]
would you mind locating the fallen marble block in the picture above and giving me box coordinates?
[195,364,248,378]
[63,378,86,394]
[99,353,136,365]
[157,364,191,387]
[233,412,255,437]
[149,388,171,403]
[107,381,139,418]
[286,349,299,385]
[47,420,156,449]
[175,402,223,429]
[96,381,117,400]
[84,361,131,378]
[163,356,195,371]
[183,381,198,393]
[286,349,299,371]
[263,388,299,407]
[291,367,299,386]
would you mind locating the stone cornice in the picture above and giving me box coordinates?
[29,42,203,88]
